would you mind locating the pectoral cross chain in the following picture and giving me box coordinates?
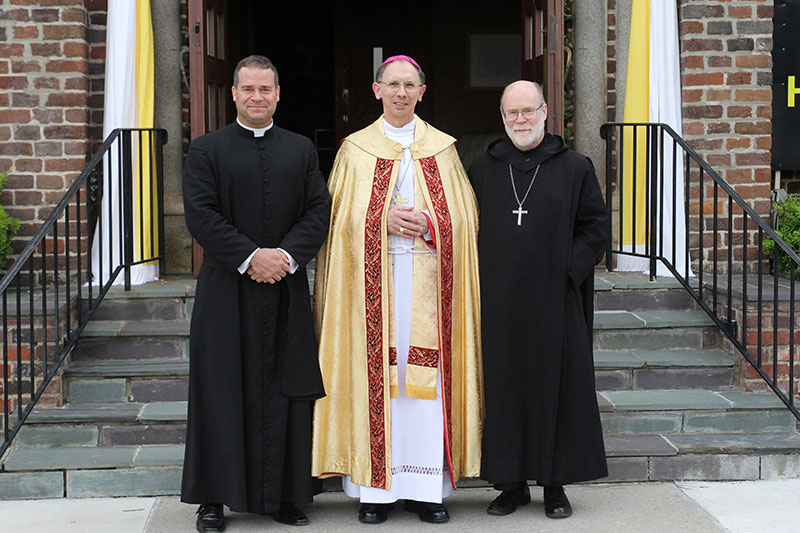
[509,163,541,227]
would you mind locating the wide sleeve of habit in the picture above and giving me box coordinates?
[568,157,609,286]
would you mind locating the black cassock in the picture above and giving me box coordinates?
[181,122,330,513]
[468,134,609,487]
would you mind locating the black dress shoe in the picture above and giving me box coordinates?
[271,502,309,526]
[196,503,225,532]
[544,486,572,519]
[403,500,450,524]
[487,485,531,515]
[358,503,394,524]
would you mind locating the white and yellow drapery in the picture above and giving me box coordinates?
[617,0,691,277]
[90,0,159,285]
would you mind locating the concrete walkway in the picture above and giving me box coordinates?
[2,480,798,533]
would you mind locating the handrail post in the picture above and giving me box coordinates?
[649,125,659,280]
[601,124,613,271]
[122,131,134,291]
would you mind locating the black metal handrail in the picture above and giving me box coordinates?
[1,128,167,458]
[601,122,798,421]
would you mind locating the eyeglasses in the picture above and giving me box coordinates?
[502,103,545,122]
[378,81,422,93]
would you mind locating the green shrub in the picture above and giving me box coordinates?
[0,172,20,268]
[764,195,800,276]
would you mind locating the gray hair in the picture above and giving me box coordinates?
[375,59,426,85]
[500,81,545,110]
[233,55,279,87]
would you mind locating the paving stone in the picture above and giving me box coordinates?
[595,370,631,390]
[66,360,189,378]
[130,379,188,403]
[119,321,190,336]
[593,277,614,291]
[602,390,732,411]
[602,457,650,482]
[760,455,800,479]
[15,425,99,448]
[596,329,704,350]
[74,337,185,361]
[26,403,142,424]
[68,378,127,403]
[102,424,186,445]
[683,410,797,433]
[635,311,716,328]
[139,402,188,422]
[90,299,184,321]
[716,392,788,409]
[601,413,683,434]
[594,311,646,329]
[604,434,678,457]
[81,321,124,336]
[596,289,696,311]
[633,350,734,367]
[135,445,185,467]
[632,367,734,390]
[185,298,194,320]
[67,467,182,497]
[664,433,800,454]
[4,446,136,471]
[594,351,644,368]
[649,454,760,481]
[596,393,613,412]
[0,472,63,499]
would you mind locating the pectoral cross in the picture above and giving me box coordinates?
[392,192,409,207]
[512,207,528,226]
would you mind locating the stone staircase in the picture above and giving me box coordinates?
[1,272,799,499]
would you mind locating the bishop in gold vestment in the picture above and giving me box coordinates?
[312,59,481,524]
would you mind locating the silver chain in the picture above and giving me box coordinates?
[509,163,540,209]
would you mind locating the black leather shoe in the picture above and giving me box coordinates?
[487,485,531,516]
[196,504,225,532]
[358,503,394,524]
[403,500,449,524]
[544,486,572,519]
[271,502,309,526]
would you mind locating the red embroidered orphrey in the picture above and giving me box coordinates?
[364,157,394,489]
[408,346,439,368]
[419,156,456,487]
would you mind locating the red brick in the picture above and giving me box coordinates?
[727,106,752,118]
[706,89,730,101]
[64,141,88,156]
[687,139,722,151]
[735,152,771,166]
[32,108,63,123]
[756,5,773,18]
[707,122,731,134]
[707,56,732,68]
[735,89,771,102]
[684,121,704,135]
[729,6,752,18]
[42,25,84,40]
[683,39,723,52]
[61,7,86,22]
[11,60,41,73]
[34,142,62,157]
[726,138,750,150]
[754,168,771,181]
[44,190,69,203]
[0,127,10,141]
[736,55,771,69]
[13,191,42,204]
[46,93,87,107]
[0,109,32,123]
[756,105,771,119]
[682,89,702,103]
[11,92,38,107]
[0,75,29,89]
[33,77,59,89]
[707,154,731,167]
[0,61,7,74]
[89,45,105,60]
[725,168,753,183]
[683,56,704,69]
[3,8,31,20]
[15,158,42,172]
[0,159,12,173]
[45,159,85,172]
[43,125,87,140]
[0,44,25,58]
[63,42,88,58]
[726,72,752,85]
[733,122,771,135]
[65,109,87,123]
[685,105,723,118]
[13,125,40,140]
[684,72,724,86]
[755,137,771,150]
[679,21,704,34]
[14,25,39,39]
[45,59,88,74]
[29,43,61,57]
[64,77,86,90]
[31,8,59,22]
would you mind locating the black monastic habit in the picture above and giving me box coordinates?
[181,122,330,513]
[468,133,609,487]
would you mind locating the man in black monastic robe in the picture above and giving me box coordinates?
[468,80,608,519]
[181,55,330,531]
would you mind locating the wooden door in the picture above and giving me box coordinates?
[522,0,563,137]
[189,0,228,275]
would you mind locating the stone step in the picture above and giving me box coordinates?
[598,391,798,435]
[73,320,190,361]
[64,360,189,403]
[594,310,719,351]
[594,349,737,390]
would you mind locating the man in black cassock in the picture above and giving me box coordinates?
[468,80,608,519]
[181,55,330,531]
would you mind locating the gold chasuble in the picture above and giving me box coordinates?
[312,116,482,490]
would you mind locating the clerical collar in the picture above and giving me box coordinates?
[237,118,274,138]
[383,117,415,138]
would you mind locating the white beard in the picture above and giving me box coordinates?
[504,119,545,149]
